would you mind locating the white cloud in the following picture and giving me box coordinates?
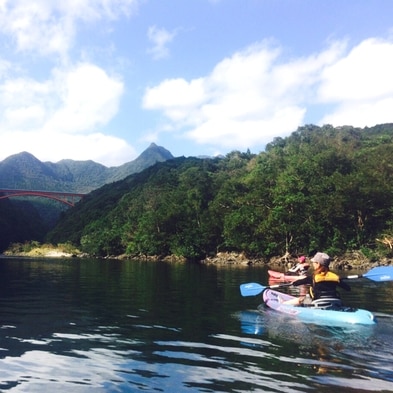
[0,63,124,133]
[144,78,205,115]
[0,62,131,166]
[0,0,139,166]
[319,98,393,127]
[319,38,393,102]
[187,108,305,149]
[1,1,393,165]
[0,0,138,58]
[142,37,393,151]
[44,63,124,133]
[318,37,393,127]
[0,76,52,130]
[0,129,136,166]
[147,25,177,60]
[142,41,336,150]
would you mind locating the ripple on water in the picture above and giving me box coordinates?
[235,307,393,392]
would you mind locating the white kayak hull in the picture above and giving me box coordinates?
[262,288,376,326]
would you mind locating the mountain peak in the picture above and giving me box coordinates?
[107,143,174,182]
[5,151,40,163]
[140,143,174,160]
[0,144,174,190]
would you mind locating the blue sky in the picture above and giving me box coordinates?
[1,0,393,166]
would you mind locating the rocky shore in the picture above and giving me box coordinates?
[2,246,392,271]
[1,245,79,259]
[201,251,392,271]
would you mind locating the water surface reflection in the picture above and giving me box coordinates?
[0,258,392,392]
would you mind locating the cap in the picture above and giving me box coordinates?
[311,252,330,267]
[298,256,306,263]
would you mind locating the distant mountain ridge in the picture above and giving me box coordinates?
[0,143,174,193]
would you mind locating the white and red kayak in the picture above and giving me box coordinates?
[262,288,376,326]
[268,269,306,282]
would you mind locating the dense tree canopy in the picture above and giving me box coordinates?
[0,198,48,251]
[46,124,393,260]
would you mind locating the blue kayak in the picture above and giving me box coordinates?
[262,288,376,326]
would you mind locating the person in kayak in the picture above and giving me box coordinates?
[287,255,310,275]
[283,252,350,306]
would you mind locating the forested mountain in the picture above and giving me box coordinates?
[0,143,174,251]
[0,143,174,192]
[46,123,393,261]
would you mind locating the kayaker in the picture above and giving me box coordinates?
[283,252,350,306]
[287,255,310,275]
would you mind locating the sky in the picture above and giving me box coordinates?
[1,0,393,167]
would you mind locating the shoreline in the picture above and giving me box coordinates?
[2,249,392,271]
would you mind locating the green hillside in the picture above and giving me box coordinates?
[46,123,393,260]
[0,143,174,192]
[0,143,174,251]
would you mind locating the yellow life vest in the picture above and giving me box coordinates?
[313,271,340,283]
[310,271,340,299]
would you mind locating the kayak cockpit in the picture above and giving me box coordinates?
[308,297,343,310]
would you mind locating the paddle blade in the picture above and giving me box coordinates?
[363,266,393,282]
[240,282,265,297]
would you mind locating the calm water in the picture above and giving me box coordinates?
[0,258,392,392]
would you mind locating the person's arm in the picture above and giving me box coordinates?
[292,276,312,286]
[339,279,351,291]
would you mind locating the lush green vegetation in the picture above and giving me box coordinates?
[0,143,174,252]
[0,198,49,251]
[45,124,393,260]
[4,240,80,256]
[0,196,69,252]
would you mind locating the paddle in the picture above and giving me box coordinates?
[344,265,393,282]
[240,282,291,297]
[240,266,393,297]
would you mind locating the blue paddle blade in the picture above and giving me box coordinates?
[240,282,266,297]
[363,266,393,281]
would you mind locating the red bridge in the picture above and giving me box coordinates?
[0,189,86,207]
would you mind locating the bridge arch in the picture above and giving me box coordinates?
[0,189,86,207]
